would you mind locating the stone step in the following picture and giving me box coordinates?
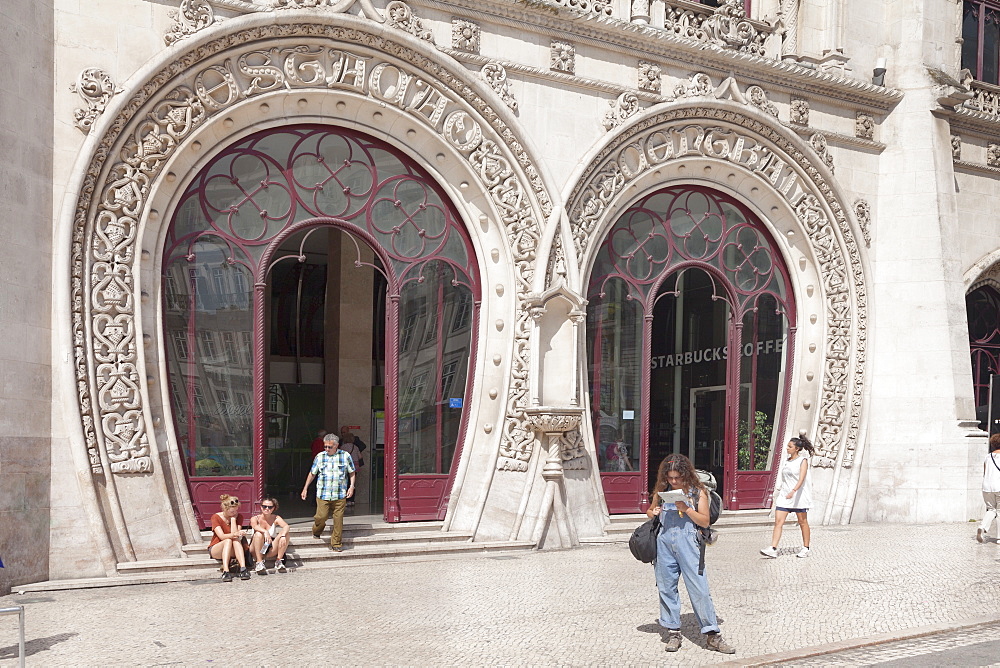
[183,529,470,555]
[598,510,791,538]
[14,540,536,593]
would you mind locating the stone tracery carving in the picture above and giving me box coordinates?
[70,68,123,134]
[72,27,551,477]
[602,92,640,131]
[272,0,382,17]
[746,85,779,118]
[672,72,714,99]
[655,0,769,57]
[551,40,575,74]
[452,18,480,53]
[638,61,661,94]
[385,1,433,42]
[989,143,1000,168]
[853,199,872,248]
[165,0,221,46]
[482,62,518,113]
[810,132,835,172]
[553,0,612,16]
[565,107,868,469]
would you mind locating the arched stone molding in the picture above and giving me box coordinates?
[561,100,872,524]
[60,10,559,563]
[965,249,1000,293]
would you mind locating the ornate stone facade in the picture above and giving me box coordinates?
[452,18,480,53]
[550,40,575,74]
[70,68,122,134]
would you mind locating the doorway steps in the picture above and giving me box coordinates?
[13,519,534,593]
[581,509,790,544]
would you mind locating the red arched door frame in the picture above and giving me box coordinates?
[162,125,481,526]
[586,185,796,512]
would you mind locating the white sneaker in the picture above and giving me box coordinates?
[254,561,265,573]
[276,560,287,572]
[796,547,811,558]
[760,546,778,558]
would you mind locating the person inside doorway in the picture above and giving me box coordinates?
[339,432,365,508]
[301,433,356,551]
[249,497,290,573]
[310,429,328,458]
[208,494,251,582]
[340,426,367,453]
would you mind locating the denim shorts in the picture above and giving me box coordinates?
[776,506,807,514]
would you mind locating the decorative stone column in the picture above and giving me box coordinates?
[524,407,583,549]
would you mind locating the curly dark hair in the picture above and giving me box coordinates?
[651,453,705,499]
[990,433,1000,453]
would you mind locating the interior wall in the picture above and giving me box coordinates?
[0,0,54,594]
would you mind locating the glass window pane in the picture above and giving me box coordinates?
[397,261,473,474]
[737,295,787,471]
[964,2,982,77]
[985,8,1000,84]
[164,239,254,478]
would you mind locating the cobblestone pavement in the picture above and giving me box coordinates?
[0,522,997,666]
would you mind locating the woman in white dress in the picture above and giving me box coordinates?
[760,436,814,559]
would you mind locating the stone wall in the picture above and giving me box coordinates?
[0,0,54,595]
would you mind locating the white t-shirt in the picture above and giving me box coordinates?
[984,452,1000,493]
[776,453,812,510]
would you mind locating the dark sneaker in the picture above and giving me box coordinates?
[332,546,343,552]
[312,533,322,540]
[705,633,735,654]
[221,571,233,582]
[664,631,682,652]
[977,528,985,543]
[239,568,251,580]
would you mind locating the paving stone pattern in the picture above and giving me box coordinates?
[0,522,998,665]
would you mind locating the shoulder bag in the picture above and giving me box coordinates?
[628,514,661,563]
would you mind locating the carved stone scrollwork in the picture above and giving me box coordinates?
[551,40,575,74]
[810,132,835,172]
[746,85,778,118]
[602,92,640,131]
[855,112,874,141]
[853,199,872,248]
[165,0,221,46]
[385,1,433,42]
[672,72,714,99]
[638,61,661,94]
[989,143,1000,168]
[551,0,612,16]
[452,18,480,54]
[272,0,385,22]
[951,134,961,161]
[482,62,518,113]
[790,96,809,125]
[658,0,769,56]
[70,68,123,134]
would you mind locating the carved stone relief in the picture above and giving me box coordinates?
[790,96,809,125]
[746,85,779,118]
[452,18,480,54]
[602,92,640,131]
[638,61,661,94]
[552,0,613,16]
[551,40,575,74]
[854,199,872,248]
[855,112,874,140]
[671,72,714,99]
[385,1,433,42]
[951,134,961,161]
[70,68,123,134]
[989,143,1000,168]
[482,62,518,113]
[165,0,221,46]
[565,108,868,469]
[72,26,552,477]
[810,132,835,172]
[670,73,779,120]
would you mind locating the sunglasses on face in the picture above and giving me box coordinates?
[261,504,275,509]
[324,445,336,449]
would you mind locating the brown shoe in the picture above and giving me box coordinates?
[664,631,682,652]
[705,633,735,654]
[977,528,985,543]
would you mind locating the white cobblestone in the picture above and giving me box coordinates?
[0,522,997,665]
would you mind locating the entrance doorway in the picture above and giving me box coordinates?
[586,186,795,512]
[161,124,481,527]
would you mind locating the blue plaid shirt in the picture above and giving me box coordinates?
[310,449,356,501]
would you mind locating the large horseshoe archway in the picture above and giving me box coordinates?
[563,102,871,524]
[61,13,553,564]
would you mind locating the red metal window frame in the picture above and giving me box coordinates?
[964,0,1000,84]
[587,185,796,512]
[162,125,481,525]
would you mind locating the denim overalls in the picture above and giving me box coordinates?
[654,488,721,634]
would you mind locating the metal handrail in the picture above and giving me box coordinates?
[0,606,25,668]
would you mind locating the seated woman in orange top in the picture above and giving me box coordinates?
[208,494,250,582]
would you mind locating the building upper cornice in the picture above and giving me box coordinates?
[178,0,903,111]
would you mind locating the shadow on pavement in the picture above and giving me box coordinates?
[0,632,78,659]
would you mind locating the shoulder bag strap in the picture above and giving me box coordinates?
[992,452,1000,473]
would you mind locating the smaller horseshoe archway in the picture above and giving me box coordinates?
[585,185,796,511]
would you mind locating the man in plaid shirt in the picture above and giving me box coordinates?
[301,433,356,551]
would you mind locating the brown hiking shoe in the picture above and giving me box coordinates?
[705,633,735,654]
[664,631,682,652]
